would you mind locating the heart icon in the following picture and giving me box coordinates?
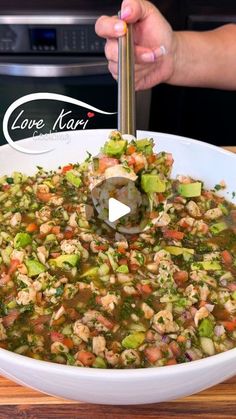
[87,112,95,118]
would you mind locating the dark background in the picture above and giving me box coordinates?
[0,0,236,146]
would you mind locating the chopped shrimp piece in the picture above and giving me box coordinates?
[92,336,106,356]
[73,321,90,342]
[204,207,223,220]
[152,310,179,334]
[194,307,210,326]
[186,201,202,218]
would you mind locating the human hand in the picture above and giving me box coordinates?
[95,0,178,90]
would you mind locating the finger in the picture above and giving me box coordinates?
[120,0,150,23]
[95,15,127,39]
[105,39,167,64]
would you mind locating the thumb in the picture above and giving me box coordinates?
[121,0,149,23]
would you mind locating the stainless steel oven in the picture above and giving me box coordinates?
[0,14,151,145]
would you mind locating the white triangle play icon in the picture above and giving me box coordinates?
[108,198,131,223]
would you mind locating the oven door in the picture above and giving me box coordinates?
[0,56,118,146]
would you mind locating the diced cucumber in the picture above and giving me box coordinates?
[200,337,215,356]
[141,174,166,193]
[178,182,202,198]
[93,357,107,369]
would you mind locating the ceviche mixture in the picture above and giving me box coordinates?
[0,131,236,369]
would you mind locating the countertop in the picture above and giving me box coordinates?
[0,145,235,418]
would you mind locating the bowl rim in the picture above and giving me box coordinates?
[0,346,235,379]
[0,129,235,378]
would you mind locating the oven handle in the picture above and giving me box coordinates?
[0,61,109,77]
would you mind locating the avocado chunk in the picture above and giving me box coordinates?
[49,254,80,269]
[191,261,221,271]
[141,174,166,193]
[80,267,99,278]
[198,318,214,338]
[65,171,82,188]
[14,232,32,249]
[26,259,46,277]
[103,139,127,157]
[210,222,228,235]
[116,265,129,274]
[135,138,153,155]
[164,246,194,256]
[122,332,145,349]
[178,182,202,198]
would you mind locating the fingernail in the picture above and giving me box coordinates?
[114,21,126,34]
[121,6,132,20]
[141,46,167,63]
[141,52,156,63]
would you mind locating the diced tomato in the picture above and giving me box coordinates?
[231,210,236,223]
[77,351,95,366]
[64,228,74,240]
[0,342,8,349]
[173,270,188,285]
[177,335,187,343]
[2,309,19,328]
[149,211,159,219]
[26,223,38,233]
[166,359,177,366]
[8,259,21,276]
[98,157,119,174]
[199,300,207,308]
[221,320,236,332]
[117,246,126,254]
[163,229,185,240]
[157,193,165,203]
[97,314,114,330]
[62,164,73,173]
[166,153,174,167]
[118,258,128,265]
[129,263,140,272]
[66,308,79,320]
[169,341,181,357]
[36,192,53,203]
[50,331,64,342]
[50,252,61,259]
[221,250,233,266]
[127,145,136,155]
[2,184,10,191]
[228,283,236,291]
[134,162,145,173]
[147,154,156,164]
[95,244,108,251]
[0,273,10,286]
[129,242,143,250]
[63,337,74,349]
[51,226,61,235]
[144,346,162,363]
[137,283,152,295]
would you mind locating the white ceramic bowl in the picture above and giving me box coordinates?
[0,129,236,405]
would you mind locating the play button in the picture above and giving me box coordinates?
[108,198,131,223]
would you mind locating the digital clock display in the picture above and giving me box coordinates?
[30,28,57,50]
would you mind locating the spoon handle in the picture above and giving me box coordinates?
[118,12,136,137]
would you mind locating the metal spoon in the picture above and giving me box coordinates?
[118,12,136,137]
